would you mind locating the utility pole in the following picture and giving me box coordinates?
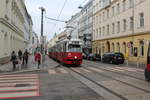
[39,7,45,54]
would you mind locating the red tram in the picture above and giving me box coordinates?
[49,39,82,65]
[145,42,150,82]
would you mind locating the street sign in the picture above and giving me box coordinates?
[127,42,132,48]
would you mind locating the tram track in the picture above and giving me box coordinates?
[66,66,128,100]
[81,66,150,93]
[85,60,144,75]
[49,58,150,100]
[83,60,145,81]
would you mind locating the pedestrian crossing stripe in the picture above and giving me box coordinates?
[0,74,38,78]
[48,68,69,75]
[0,74,40,99]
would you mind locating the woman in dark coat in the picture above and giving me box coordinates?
[11,51,17,70]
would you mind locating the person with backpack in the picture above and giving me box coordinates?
[11,51,17,70]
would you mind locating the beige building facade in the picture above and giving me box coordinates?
[0,0,32,63]
[93,0,150,67]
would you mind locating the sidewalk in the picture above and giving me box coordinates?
[0,55,39,73]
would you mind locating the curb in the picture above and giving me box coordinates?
[0,69,41,75]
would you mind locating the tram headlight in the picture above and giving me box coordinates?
[74,56,77,59]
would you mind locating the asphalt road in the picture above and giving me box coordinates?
[1,58,150,100]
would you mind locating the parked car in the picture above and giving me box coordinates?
[102,52,124,64]
[82,53,88,59]
[87,53,101,61]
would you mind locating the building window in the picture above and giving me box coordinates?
[107,9,109,18]
[112,6,115,16]
[130,16,134,30]
[117,21,120,33]
[103,12,105,21]
[96,16,98,24]
[32,37,34,44]
[99,28,101,37]
[112,23,115,34]
[117,3,120,14]
[129,42,134,56]
[129,0,133,8]
[123,19,127,32]
[123,42,126,54]
[107,25,109,35]
[140,13,144,27]
[99,14,101,23]
[140,41,144,56]
[117,43,120,52]
[103,26,105,36]
[123,0,126,11]
[96,29,98,38]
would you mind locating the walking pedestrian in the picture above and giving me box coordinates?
[10,51,17,70]
[18,50,23,60]
[23,49,29,65]
[34,51,41,69]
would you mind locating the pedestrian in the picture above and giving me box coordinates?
[10,51,17,70]
[23,49,29,65]
[18,50,23,60]
[34,51,41,69]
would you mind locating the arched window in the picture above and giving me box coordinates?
[140,41,144,56]
[123,42,126,54]
[117,42,120,52]
[129,42,133,56]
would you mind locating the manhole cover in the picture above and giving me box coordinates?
[15,84,31,87]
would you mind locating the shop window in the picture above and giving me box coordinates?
[112,43,115,52]
[140,41,144,56]
[129,42,134,56]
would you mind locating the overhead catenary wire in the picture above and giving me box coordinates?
[50,0,68,34]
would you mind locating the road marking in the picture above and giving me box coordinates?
[0,74,39,99]
[0,74,38,78]
[79,68,91,73]
[105,67,125,72]
[58,68,68,74]
[48,69,57,74]
[88,67,104,73]
[72,68,82,73]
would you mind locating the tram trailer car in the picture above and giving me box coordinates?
[49,39,82,65]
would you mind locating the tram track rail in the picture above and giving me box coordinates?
[80,66,150,93]
[85,60,144,74]
[83,60,145,81]
[66,67,128,100]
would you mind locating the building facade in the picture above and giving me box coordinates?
[31,32,39,54]
[66,12,81,39]
[78,0,93,55]
[93,0,150,67]
[0,0,32,63]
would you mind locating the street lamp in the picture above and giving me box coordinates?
[39,7,46,54]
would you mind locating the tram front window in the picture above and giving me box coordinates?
[68,45,82,52]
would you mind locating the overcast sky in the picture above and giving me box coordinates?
[25,0,89,40]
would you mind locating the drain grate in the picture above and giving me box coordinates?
[15,84,31,87]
